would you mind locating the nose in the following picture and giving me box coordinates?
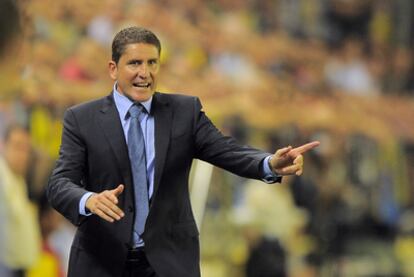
[137,64,149,79]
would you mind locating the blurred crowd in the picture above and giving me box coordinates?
[1,0,414,276]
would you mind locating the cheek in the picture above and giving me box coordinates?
[150,71,158,81]
[15,151,30,167]
[123,69,138,80]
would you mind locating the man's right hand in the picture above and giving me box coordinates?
[85,184,125,223]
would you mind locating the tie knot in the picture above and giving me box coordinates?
[128,104,146,119]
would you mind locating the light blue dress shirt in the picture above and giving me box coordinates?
[262,156,278,182]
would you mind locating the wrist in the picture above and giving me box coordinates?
[79,192,94,216]
[268,155,274,173]
[262,155,283,184]
[85,193,95,214]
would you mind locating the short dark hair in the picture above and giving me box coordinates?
[111,26,161,64]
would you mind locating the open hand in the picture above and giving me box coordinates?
[270,141,320,176]
[85,184,125,222]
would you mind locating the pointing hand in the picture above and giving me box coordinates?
[270,141,320,176]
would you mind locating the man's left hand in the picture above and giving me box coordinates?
[270,141,320,176]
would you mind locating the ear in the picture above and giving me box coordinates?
[108,60,117,80]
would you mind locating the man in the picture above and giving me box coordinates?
[47,26,319,277]
[0,125,41,277]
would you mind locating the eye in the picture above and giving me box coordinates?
[149,59,158,65]
[129,60,142,66]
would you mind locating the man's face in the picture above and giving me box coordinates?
[109,43,160,102]
[4,128,31,176]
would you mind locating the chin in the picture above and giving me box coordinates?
[130,91,154,102]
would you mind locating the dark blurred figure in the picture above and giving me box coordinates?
[244,226,287,277]
[325,0,373,45]
[383,47,414,96]
[251,0,279,34]
[0,0,21,58]
[0,0,24,140]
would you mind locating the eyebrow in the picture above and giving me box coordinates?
[127,59,142,64]
[127,58,159,63]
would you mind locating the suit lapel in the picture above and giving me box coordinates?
[152,93,172,203]
[97,94,132,186]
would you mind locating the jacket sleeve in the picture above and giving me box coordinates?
[47,108,90,226]
[192,97,270,180]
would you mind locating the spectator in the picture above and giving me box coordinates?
[383,47,414,95]
[87,0,124,47]
[244,226,287,277]
[0,125,41,277]
[324,37,379,95]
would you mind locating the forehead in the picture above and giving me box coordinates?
[121,43,159,60]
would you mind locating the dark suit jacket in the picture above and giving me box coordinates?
[47,92,271,277]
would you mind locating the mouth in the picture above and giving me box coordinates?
[133,82,151,88]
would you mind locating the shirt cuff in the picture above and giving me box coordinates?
[262,156,282,184]
[79,192,94,216]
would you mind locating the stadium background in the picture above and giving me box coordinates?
[1,0,414,276]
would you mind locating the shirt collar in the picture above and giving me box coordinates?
[112,82,153,120]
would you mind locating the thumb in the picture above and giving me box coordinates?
[113,184,124,197]
[275,146,292,158]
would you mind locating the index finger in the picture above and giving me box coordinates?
[103,190,119,205]
[291,141,320,155]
